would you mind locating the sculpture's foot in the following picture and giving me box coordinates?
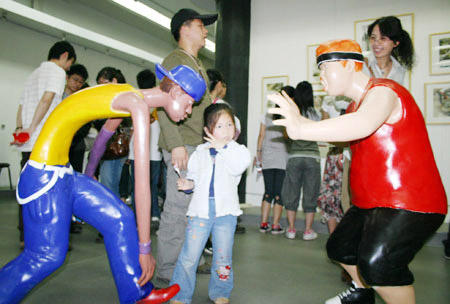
[137,284,180,304]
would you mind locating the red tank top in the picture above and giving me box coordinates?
[347,78,447,214]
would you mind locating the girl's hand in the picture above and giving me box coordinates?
[177,177,194,191]
[203,127,228,150]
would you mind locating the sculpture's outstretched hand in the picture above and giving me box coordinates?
[268,91,311,140]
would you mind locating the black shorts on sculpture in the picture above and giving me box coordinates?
[326,206,444,286]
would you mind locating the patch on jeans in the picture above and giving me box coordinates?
[217,265,231,281]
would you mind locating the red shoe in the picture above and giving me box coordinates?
[138,284,180,304]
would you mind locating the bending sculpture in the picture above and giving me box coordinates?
[1,64,206,304]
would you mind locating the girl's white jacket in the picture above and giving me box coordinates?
[186,140,251,219]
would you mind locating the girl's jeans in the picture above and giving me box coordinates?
[170,198,237,303]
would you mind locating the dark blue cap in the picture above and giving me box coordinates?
[155,64,206,102]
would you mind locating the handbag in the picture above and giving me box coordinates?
[103,128,130,160]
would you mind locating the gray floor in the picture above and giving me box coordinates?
[1,192,449,304]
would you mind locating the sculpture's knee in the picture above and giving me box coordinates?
[31,247,67,276]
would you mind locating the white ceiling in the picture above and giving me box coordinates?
[0,0,218,66]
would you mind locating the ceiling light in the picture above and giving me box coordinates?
[112,0,216,52]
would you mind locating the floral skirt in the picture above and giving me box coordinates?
[318,148,344,222]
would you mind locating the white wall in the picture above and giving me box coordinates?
[246,0,450,213]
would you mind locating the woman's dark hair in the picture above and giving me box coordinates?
[368,16,415,70]
[294,81,316,118]
[272,85,295,120]
[96,67,126,84]
[207,68,225,92]
[203,103,235,136]
[281,85,295,99]
[115,69,126,84]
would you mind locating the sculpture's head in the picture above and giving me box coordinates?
[156,64,206,122]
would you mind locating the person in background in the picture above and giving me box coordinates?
[255,85,293,235]
[281,81,321,241]
[63,63,90,235]
[95,67,132,198]
[317,96,350,234]
[93,67,132,243]
[66,64,90,173]
[170,103,251,304]
[364,15,414,85]
[13,41,76,249]
[155,8,218,286]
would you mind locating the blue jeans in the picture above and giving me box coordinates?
[170,199,237,303]
[130,160,161,218]
[100,157,126,197]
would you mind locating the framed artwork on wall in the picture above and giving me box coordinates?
[307,44,321,85]
[261,75,289,114]
[429,31,450,75]
[354,13,414,90]
[424,82,450,124]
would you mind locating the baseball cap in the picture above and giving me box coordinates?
[155,64,206,102]
[171,8,218,36]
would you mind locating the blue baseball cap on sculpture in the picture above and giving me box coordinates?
[155,64,206,102]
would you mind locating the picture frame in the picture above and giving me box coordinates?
[424,82,450,125]
[261,75,289,114]
[307,44,321,84]
[429,31,450,75]
[354,13,414,90]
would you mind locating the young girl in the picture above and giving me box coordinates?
[169,103,251,304]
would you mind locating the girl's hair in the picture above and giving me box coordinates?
[96,67,127,84]
[207,69,225,92]
[294,81,317,118]
[368,16,415,70]
[203,103,235,134]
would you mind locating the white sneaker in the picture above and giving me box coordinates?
[303,230,318,241]
[286,229,296,239]
[325,281,375,304]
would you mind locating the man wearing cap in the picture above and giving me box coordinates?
[1,64,206,304]
[155,8,218,286]
[268,39,446,304]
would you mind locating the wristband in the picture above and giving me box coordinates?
[15,127,23,131]
[139,241,152,255]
